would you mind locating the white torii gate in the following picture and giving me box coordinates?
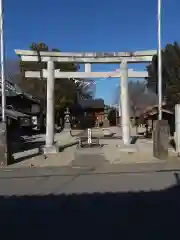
[15,50,156,154]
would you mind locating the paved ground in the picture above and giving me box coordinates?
[12,129,78,163]
[10,126,177,168]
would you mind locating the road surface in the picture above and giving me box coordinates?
[0,163,180,239]
[0,164,180,195]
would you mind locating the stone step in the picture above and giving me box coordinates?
[72,148,107,167]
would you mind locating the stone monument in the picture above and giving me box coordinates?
[0,122,13,166]
[153,120,169,160]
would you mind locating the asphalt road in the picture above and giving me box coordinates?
[0,162,180,195]
[1,163,180,239]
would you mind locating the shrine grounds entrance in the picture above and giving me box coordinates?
[15,50,156,153]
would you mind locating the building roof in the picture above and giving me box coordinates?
[143,104,174,119]
[0,79,40,103]
[78,99,104,109]
[0,106,29,120]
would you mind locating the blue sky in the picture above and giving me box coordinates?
[4,0,180,104]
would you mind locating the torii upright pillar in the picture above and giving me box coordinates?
[44,60,58,154]
[120,61,131,145]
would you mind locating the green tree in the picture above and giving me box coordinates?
[146,42,180,109]
[107,108,117,126]
[19,42,93,111]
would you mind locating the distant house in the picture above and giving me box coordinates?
[80,99,104,123]
[70,98,104,129]
[6,93,41,116]
[142,103,174,136]
[0,105,31,125]
[0,79,41,114]
[0,79,42,130]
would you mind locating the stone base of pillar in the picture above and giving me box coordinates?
[43,144,59,154]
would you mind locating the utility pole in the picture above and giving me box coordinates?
[0,0,10,166]
[0,0,6,122]
[158,0,162,120]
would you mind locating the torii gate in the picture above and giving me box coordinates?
[15,50,156,154]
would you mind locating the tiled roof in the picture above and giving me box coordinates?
[78,99,104,109]
[0,79,40,103]
[0,106,29,120]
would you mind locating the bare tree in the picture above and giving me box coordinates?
[114,81,158,117]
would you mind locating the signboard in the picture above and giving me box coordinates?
[88,128,92,144]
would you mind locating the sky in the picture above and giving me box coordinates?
[4,0,180,104]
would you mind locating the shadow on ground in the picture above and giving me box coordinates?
[12,137,45,154]
[1,176,180,239]
[10,137,45,165]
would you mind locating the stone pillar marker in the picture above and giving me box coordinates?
[153,120,169,160]
[0,122,13,166]
[120,61,131,145]
[0,122,8,166]
[88,128,92,145]
[44,60,58,154]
